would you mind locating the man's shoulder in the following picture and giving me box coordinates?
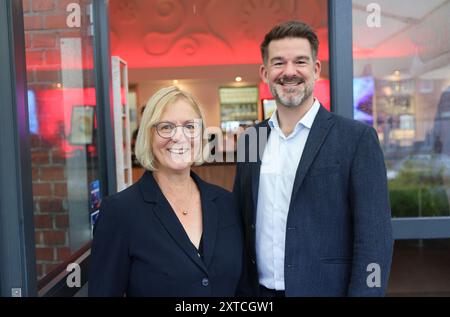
[241,120,270,134]
[254,119,270,129]
[198,177,232,199]
[327,111,373,136]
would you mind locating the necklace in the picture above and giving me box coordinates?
[159,177,194,216]
[181,180,193,216]
[155,172,194,216]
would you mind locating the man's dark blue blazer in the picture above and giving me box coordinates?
[89,171,243,297]
[234,105,394,296]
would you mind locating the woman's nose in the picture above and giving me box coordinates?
[171,126,185,141]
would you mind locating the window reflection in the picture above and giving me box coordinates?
[352,0,450,218]
[23,0,99,281]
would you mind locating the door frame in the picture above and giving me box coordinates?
[0,0,117,297]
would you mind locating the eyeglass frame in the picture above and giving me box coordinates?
[153,120,203,139]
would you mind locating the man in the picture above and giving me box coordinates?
[234,21,393,297]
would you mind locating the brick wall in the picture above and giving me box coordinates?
[30,134,70,278]
[23,0,92,280]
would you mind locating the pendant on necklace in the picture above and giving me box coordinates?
[182,210,188,216]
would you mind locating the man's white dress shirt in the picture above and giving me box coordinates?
[256,99,320,290]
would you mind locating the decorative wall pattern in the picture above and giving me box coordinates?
[109,0,329,68]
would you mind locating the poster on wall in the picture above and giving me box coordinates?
[89,180,101,233]
[69,106,95,145]
[262,99,276,120]
[353,76,375,125]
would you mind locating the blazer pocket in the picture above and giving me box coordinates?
[320,257,352,264]
[309,165,340,177]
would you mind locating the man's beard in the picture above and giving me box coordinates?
[269,76,314,108]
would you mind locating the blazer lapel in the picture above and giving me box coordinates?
[251,120,271,209]
[290,106,335,202]
[199,187,218,269]
[139,171,208,274]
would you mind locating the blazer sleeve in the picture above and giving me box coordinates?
[88,197,130,296]
[348,126,394,296]
[233,162,244,226]
[233,162,254,297]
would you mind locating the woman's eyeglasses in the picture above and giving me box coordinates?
[154,121,202,139]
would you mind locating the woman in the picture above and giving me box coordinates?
[89,86,243,296]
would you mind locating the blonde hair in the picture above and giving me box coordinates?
[135,86,206,171]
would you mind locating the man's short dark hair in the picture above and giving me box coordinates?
[260,20,319,64]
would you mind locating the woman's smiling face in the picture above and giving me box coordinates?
[152,97,202,173]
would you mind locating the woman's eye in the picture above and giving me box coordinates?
[160,124,173,131]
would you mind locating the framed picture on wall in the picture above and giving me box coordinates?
[69,106,95,145]
[262,99,276,120]
[219,86,259,122]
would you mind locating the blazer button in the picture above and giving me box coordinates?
[251,224,255,230]
[202,278,209,287]
[251,259,256,265]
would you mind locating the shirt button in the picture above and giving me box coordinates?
[202,278,209,287]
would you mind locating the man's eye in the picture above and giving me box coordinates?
[185,124,196,130]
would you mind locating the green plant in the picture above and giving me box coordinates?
[388,166,450,217]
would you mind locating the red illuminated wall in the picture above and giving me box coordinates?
[109,0,330,69]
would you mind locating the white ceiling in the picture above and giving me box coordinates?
[352,0,450,79]
[352,0,447,50]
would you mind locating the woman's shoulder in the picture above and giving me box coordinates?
[101,181,143,209]
[96,182,146,232]
[196,177,232,200]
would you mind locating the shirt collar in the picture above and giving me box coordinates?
[268,98,321,131]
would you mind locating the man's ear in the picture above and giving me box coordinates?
[259,64,268,84]
[314,59,321,81]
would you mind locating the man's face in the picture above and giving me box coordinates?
[260,37,321,108]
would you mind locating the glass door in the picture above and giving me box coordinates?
[22,0,103,287]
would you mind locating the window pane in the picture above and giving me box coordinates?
[389,239,450,295]
[352,0,450,218]
[23,0,100,282]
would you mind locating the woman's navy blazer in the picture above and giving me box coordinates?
[89,171,243,297]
